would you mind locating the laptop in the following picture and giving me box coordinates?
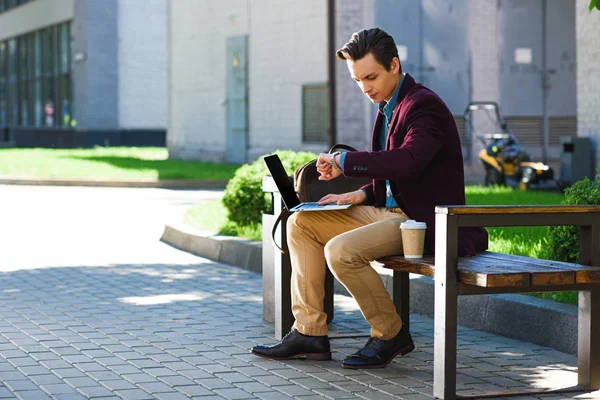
[263,154,352,212]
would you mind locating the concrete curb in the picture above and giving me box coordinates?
[161,223,262,274]
[0,176,229,189]
[161,222,579,355]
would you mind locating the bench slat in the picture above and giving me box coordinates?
[479,252,600,284]
[374,251,600,288]
[463,257,575,286]
[371,256,435,278]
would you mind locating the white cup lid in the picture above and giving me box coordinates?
[400,220,427,229]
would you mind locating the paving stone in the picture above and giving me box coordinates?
[255,392,296,400]
[158,375,198,387]
[195,378,237,390]
[52,393,88,400]
[213,387,255,399]
[50,368,86,379]
[113,389,154,400]
[155,392,193,400]
[39,383,77,395]
[176,385,215,396]
[5,379,38,392]
[273,384,316,397]
[29,374,63,386]
[63,377,98,388]
[312,387,357,398]
[13,389,52,400]
[136,381,177,394]
[216,372,254,384]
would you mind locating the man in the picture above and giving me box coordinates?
[252,28,488,369]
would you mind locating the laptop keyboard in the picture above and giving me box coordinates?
[299,202,323,209]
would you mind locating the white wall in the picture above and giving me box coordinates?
[247,0,328,160]
[168,0,328,161]
[576,0,600,165]
[334,0,373,152]
[168,0,249,161]
[118,0,167,129]
[466,0,500,163]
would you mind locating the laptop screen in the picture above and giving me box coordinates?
[263,155,301,210]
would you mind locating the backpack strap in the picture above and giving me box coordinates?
[329,144,358,153]
[271,209,291,254]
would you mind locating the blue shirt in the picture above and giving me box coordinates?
[340,74,404,207]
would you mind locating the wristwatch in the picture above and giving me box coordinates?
[329,151,342,172]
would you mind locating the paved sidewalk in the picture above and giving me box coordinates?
[0,256,597,400]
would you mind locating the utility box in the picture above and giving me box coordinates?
[559,137,596,186]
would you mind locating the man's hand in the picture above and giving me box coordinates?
[316,153,342,181]
[317,190,366,206]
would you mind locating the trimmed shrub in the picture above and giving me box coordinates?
[222,150,318,228]
[547,169,600,263]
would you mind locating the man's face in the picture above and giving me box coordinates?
[346,52,400,104]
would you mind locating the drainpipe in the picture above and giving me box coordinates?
[327,0,336,148]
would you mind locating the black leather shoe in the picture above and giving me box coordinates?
[251,330,331,361]
[342,325,414,369]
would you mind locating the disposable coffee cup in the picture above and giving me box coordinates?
[400,220,427,259]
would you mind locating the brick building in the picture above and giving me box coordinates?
[167,0,599,169]
[0,0,167,148]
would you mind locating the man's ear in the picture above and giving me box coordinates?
[390,57,400,74]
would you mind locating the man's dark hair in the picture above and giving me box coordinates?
[336,28,402,74]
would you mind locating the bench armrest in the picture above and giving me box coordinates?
[435,205,600,228]
[435,204,600,267]
[437,205,600,216]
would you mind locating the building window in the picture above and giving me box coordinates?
[0,42,6,128]
[302,84,330,143]
[0,21,71,129]
[0,0,31,14]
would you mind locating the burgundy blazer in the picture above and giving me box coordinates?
[342,73,488,256]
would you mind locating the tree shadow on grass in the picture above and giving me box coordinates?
[64,155,240,180]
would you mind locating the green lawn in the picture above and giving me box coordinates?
[0,147,240,180]
[183,199,262,240]
[465,186,565,259]
[185,185,576,304]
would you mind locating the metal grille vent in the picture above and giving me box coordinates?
[503,117,543,146]
[549,117,576,145]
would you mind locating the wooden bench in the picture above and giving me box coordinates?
[374,205,600,399]
[262,179,600,398]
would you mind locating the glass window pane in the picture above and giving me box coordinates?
[0,41,6,127]
[60,76,71,127]
[60,23,69,74]
[34,77,41,126]
[34,31,41,77]
[43,77,55,126]
[7,39,17,125]
[44,27,55,75]
[20,80,28,125]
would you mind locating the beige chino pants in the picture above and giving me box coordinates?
[286,206,409,340]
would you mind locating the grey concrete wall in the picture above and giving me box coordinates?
[118,0,167,130]
[247,0,329,161]
[576,0,600,167]
[466,0,500,164]
[167,0,249,161]
[168,0,328,162]
[73,0,119,129]
[334,0,373,152]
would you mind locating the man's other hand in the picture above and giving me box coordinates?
[317,190,366,205]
